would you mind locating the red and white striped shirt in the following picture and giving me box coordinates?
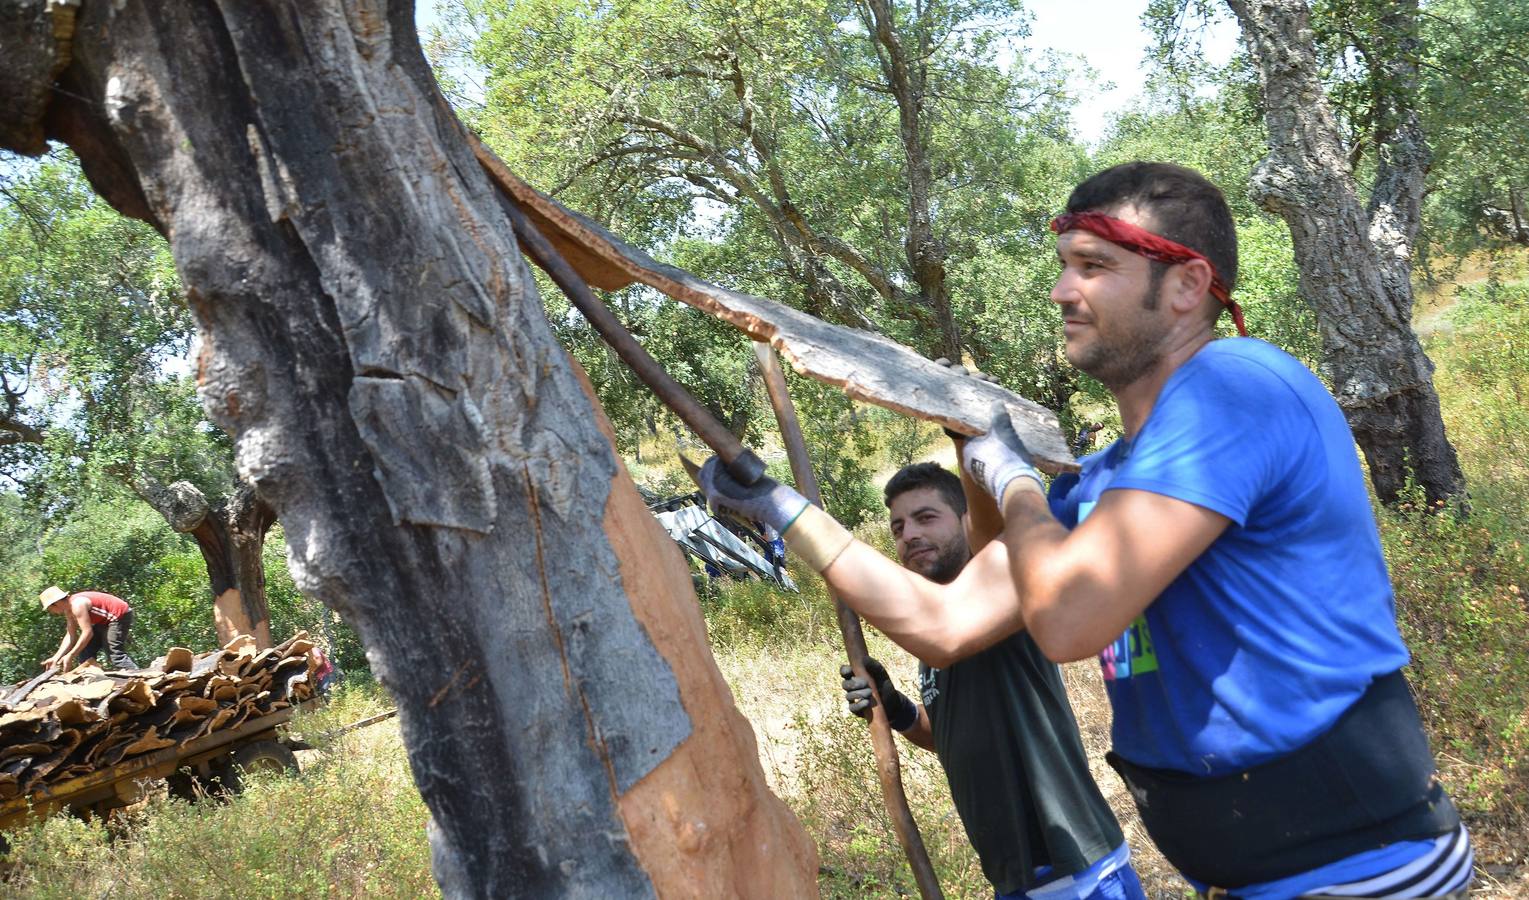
[73,590,131,624]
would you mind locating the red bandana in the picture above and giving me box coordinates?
[1050,211,1247,337]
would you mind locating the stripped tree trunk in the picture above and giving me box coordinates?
[0,1,816,896]
[127,476,275,648]
[1226,0,1464,504]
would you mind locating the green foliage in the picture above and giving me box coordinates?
[1378,277,1529,838]
[1434,278,1529,527]
[1382,489,1529,821]
[788,700,985,898]
[1418,0,1529,258]
[0,156,229,509]
[0,494,368,684]
[0,158,362,678]
[435,0,1088,455]
[782,377,881,529]
[870,408,941,471]
[700,563,833,651]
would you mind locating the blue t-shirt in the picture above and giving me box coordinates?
[1048,338,1410,776]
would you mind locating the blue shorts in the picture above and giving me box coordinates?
[997,844,1148,900]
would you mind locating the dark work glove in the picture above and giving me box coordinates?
[840,657,919,732]
[697,456,810,534]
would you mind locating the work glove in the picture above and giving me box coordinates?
[961,404,1043,504]
[697,456,810,536]
[840,657,919,732]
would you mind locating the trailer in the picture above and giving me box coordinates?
[0,699,316,834]
[648,491,797,590]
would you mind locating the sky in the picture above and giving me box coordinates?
[412,0,1241,146]
[1024,0,1240,143]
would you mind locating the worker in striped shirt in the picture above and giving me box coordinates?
[39,586,139,672]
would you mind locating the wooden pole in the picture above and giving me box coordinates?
[753,341,945,900]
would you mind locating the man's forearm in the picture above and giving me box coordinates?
[63,628,92,666]
[816,534,1026,668]
[819,541,950,658]
[998,482,1097,661]
[997,483,1231,662]
[899,706,935,752]
[999,481,1071,558]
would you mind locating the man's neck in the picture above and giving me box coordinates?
[1114,330,1215,437]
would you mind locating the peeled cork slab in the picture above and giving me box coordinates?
[471,137,1079,475]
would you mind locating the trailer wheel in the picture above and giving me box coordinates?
[166,770,211,802]
[229,740,300,784]
[167,764,236,802]
[165,771,196,802]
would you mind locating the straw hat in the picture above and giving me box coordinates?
[38,586,69,611]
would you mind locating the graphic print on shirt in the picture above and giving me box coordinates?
[1099,616,1158,682]
[1078,500,1160,683]
[918,667,940,708]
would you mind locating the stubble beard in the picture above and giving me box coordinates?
[1065,269,1170,391]
[907,540,971,586]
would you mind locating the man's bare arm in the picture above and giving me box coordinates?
[997,482,1231,661]
[61,600,95,669]
[821,536,1025,667]
[44,629,72,666]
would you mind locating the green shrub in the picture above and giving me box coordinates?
[1382,486,1529,825]
[1397,278,1529,837]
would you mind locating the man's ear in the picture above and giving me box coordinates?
[1169,259,1215,314]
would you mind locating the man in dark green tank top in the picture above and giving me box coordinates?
[840,464,1142,899]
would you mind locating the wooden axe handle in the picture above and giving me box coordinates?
[753,341,945,900]
[494,189,766,486]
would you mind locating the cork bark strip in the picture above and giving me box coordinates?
[472,139,1077,475]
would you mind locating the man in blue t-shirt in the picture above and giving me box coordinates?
[699,163,1473,897]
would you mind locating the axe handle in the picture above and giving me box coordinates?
[753,341,945,900]
[495,190,766,486]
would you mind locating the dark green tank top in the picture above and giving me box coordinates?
[917,631,1123,894]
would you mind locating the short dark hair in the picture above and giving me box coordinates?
[1066,162,1238,299]
[883,463,966,516]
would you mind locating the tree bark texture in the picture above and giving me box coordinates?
[129,475,276,648]
[0,2,815,897]
[1226,0,1464,504]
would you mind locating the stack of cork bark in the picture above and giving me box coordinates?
[0,632,318,800]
